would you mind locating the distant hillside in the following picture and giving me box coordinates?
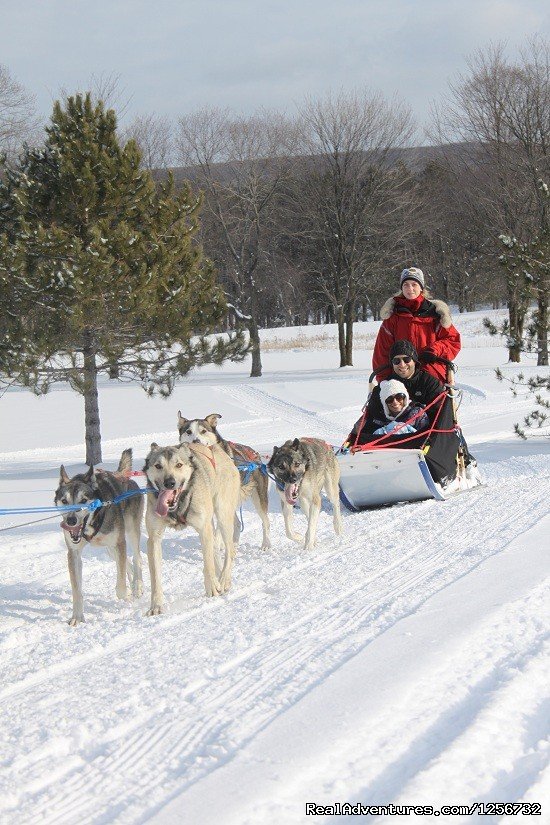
[153,142,477,186]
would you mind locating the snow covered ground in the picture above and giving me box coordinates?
[0,310,548,824]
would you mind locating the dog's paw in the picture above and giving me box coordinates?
[116,585,132,601]
[68,614,85,627]
[303,534,318,550]
[146,604,164,616]
[218,570,232,593]
[204,577,222,597]
[261,538,272,551]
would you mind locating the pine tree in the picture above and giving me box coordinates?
[483,221,549,365]
[495,369,550,439]
[0,93,246,463]
[483,180,550,366]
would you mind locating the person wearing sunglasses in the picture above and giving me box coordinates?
[372,266,461,383]
[371,379,430,436]
[348,340,443,445]
[345,339,478,487]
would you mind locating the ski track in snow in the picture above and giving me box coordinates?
[1,379,549,824]
[217,384,334,437]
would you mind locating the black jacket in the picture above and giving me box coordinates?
[346,368,470,485]
[350,368,444,441]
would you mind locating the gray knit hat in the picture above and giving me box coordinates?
[400,266,425,289]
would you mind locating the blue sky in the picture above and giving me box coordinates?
[2,0,549,135]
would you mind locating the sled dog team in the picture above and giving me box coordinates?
[55,266,463,624]
[56,412,342,625]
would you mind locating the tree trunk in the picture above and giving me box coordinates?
[248,318,262,377]
[344,304,354,366]
[82,331,102,465]
[507,292,524,363]
[442,274,450,304]
[336,306,346,367]
[537,288,549,366]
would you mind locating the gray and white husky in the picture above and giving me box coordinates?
[177,412,271,551]
[143,441,241,613]
[55,449,144,626]
[268,438,342,550]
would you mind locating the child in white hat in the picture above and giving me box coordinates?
[373,379,429,435]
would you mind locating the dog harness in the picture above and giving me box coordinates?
[174,490,192,526]
[302,437,332,452]
[82,504,108,541]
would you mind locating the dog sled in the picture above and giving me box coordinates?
[337,361,482,511]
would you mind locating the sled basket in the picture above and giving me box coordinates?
[338,448,445,511]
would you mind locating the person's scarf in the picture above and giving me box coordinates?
[394,294,424,314]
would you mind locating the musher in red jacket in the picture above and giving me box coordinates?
[372,267,461,383]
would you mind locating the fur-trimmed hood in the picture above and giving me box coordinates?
[380,294,453,328]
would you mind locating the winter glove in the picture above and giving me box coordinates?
[419,349,437,364]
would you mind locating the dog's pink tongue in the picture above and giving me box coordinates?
[155,490,172,517]
[285,483,298,505]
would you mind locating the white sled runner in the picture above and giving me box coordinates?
[338,448,444,511]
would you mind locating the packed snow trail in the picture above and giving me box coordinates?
[0,445,547,824]
[158,520,548,825]
[1,325,548,825]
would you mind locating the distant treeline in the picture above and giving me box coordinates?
[1,38,548,376]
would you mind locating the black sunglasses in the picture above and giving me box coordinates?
[392,356,413,365]
[386,393,406,405]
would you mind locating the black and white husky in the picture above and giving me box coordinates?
[177,412,271,551]
[55,449,143,625]
[268,438,342,550]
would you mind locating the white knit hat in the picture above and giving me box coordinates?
[400,267,425,289]
[380,379,409,419]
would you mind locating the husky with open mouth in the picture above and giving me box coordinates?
[268,438,343,550]
[55,449,144,626]
[177,411,271,551]
[143,441,240,613]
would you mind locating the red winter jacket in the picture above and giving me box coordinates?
[372,294,461,382]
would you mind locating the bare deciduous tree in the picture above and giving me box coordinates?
[176,107,299,376]
[0,64,38,157]
[123,112,174,170]
[431,39,550,363]
[497,38,550,365]
[294,89,416,366]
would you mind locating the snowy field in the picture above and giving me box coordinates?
[0,309,549,824]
